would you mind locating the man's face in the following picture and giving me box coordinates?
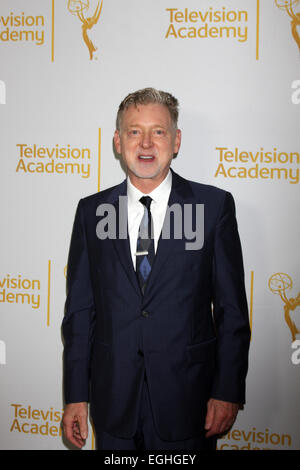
[114,103,181,188]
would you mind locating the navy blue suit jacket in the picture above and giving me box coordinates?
[62,170,250,441]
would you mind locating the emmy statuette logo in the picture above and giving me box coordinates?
[269,273,300,365]
[275,0,300,52]
[269,273,300,341]
[68,0,103,60]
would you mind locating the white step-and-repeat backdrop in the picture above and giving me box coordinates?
[0,0,299,450]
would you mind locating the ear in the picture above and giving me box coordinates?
[174,129,182,154]
[114,130,121,154]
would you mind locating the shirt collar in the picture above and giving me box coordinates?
[127,169,172,207]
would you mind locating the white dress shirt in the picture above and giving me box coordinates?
[127,170,172,270]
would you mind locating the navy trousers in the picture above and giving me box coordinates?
[95,375,217,451]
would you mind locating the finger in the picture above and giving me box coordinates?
[72,422,86,443]
[205,410,226,437]
[63,417,85,449]
[77,415,88,440]
[73,423,86,443]
[63,422,84,449]
[73,425,83,439]
[205,416,233,438]
[205,426,219,438]
[204,401,215,430]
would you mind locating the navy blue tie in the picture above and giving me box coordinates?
[136,196,154,294]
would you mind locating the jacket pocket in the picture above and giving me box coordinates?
[186,337,216,363]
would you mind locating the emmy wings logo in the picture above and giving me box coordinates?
[269,273,300,365]
[68,0,103,60]
[275,0,300,53]
[269,273,300,341]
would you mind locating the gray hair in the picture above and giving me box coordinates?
[116,87,179,131]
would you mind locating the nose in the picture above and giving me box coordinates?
[141,131,153,149]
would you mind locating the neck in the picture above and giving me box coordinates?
[129,171,169,194]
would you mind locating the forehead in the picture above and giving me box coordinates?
[121,103,172,127]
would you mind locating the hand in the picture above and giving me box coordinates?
[62,402,88,449]
[204,398,239,438]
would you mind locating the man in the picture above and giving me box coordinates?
[62,88,250,450]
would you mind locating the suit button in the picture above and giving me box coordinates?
[137,349,144,357]
[141,310,149,318]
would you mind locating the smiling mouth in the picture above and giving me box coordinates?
[138,155,155,161]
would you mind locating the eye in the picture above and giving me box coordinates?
[154,129,165,136]
[128,129,140,136]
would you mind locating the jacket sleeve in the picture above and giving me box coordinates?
[211,191,251,404]
[62,199,96,404]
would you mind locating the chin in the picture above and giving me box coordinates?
[132,168,161,180]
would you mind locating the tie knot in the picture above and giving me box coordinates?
[140,196,152,210]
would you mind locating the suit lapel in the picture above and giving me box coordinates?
[108,171,195,298]
[109,180,141,296]
[144,170,194,295]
